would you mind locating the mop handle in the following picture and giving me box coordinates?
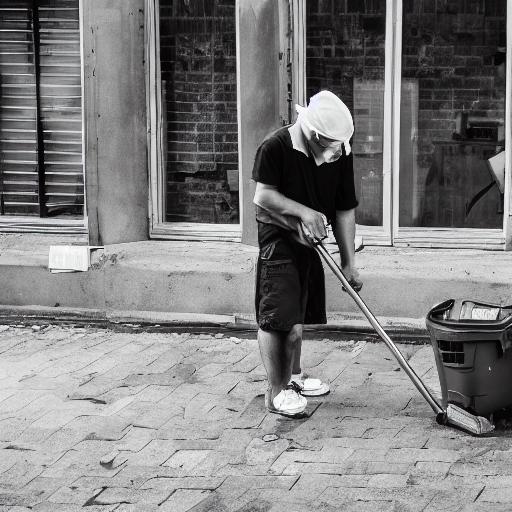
[314,241,444,416]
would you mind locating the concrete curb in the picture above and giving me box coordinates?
[0,304,430,342]
[2,238,511,323]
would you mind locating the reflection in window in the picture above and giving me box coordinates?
[160,0,239,224]
[400,1,506,228]
[306,1,386,226]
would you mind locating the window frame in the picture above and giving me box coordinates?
[145,0,511,249]
[296,0,511,249]
[0,0,87,235]
[146,0,242,242]
[391,0,510,249]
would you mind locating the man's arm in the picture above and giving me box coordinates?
[253,182,327,240]
[333,208,362,290]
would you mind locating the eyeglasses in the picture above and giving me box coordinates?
[314,132,342,150]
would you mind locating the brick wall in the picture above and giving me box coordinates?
[160,0,238,224]
[402,1,506,165]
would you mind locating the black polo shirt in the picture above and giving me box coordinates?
[252,126,358,246]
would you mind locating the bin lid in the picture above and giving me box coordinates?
[426,299,512,353]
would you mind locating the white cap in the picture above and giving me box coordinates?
[296,90,354,155]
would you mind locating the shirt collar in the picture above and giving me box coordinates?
[288,122,309,157]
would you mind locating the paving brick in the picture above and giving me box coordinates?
[3,326,512,511]
[322,436,392,450]
[104,466,163,489]
[423,486,484,511]
[461,504,512,512]
[229,353,261,374]
[41,442,125,480]
[139,476,225,492]
[32,502,116,511]
[367,461,410,475]
[0,461,43,490]
[156,420,223,442]
[0,490,42,508]
[62,415,132,442]
[114,427,155,452]
[478,486,512,503]
[346,448,388,462]
[308,349,356,383]
[319,485,436,510]
[367,473,409,488]
[480,474,512,487]
[256,488,316,507]
[133,385,173,403]
[159,489,211,511]
[163,449,211,470]
[386,447,461,464]
[449,462,501,477]
[245,438,289,466]
[231,395,267,429]
[124,439,178,467]
[271,446,354,475]
[0,449,18,472]
[114,505,159,512]
[19,477,69,503]
[218,475,299,492]
[0,390,46,414]
[412,460,452,476]
[47,484,102,505]
[93,487,169,506]
[11,427,56,445]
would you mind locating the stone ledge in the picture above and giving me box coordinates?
[0,235,509,321]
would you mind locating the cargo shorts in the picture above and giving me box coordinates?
[255,236,327,332]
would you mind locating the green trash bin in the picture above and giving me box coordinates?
[426,299,512,416]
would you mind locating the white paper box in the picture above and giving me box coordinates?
[48,246,103,272]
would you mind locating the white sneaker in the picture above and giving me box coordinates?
[290,373,330,397]
[269,386,307,417]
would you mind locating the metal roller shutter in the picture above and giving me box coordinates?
[0,0,83,218]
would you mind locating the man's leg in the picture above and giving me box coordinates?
[258,324,303,403]
[257,328,286,403]
[288,324,330,397]
[290,325,303,375]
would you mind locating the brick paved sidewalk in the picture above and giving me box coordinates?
[1,325,512,512]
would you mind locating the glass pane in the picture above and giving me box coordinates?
[399,1,506,229]
[306,0,387,227]
[160,0,239,224]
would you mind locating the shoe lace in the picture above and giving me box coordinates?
[287,381,303,394]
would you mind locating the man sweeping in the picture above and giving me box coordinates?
[252,90,363,417]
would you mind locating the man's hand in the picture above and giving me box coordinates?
[300,208,328,241]
[342,265,363,292]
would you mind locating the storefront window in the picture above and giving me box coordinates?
[159,0,239,224]
[399,1,506,229]
[306,0,387,227]
[0,0,83,218]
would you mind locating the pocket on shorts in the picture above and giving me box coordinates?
[258,258,301,331]
[260,259,294,280]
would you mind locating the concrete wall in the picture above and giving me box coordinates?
[83,1,149,245]
[238,0,283,246]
